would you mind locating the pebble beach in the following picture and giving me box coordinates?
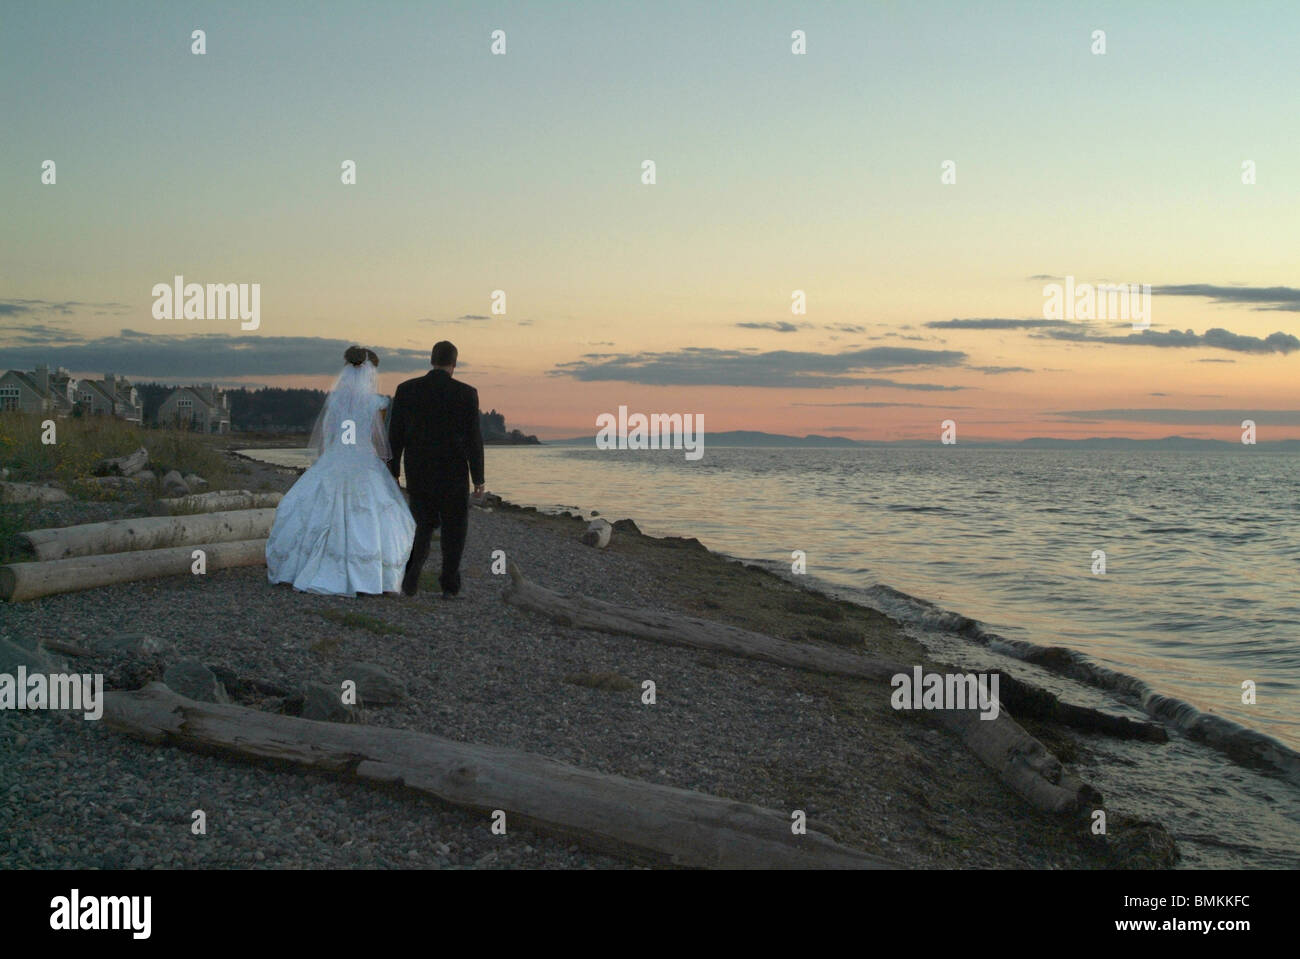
[0,449,1173,869]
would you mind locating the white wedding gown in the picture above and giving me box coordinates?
[266,386,415,596]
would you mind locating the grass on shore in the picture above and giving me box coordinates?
[315,608,406,636]
[0,412,230,495]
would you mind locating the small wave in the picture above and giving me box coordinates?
[859,584,1300,787]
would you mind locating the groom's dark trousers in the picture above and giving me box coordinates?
[387,368,485,596]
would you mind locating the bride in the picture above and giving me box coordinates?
[266,346,416,596]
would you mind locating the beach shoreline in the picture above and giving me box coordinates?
[0,446,1178,869]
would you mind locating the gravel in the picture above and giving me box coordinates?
[0,457,1128,870]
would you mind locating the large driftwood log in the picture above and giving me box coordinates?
[19,508,278,561]
[502,562,1102,814]
[0,482,71,505]
[94,446,149,477]
[1,538,267,602]
[995,673,1167,742]
[104,683,893,869]
[159,490,283,514]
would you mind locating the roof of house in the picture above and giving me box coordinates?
[170,386,230,416]
[2,370,75,410]
[70,376,139,412]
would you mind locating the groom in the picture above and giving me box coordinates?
[388,340,485,598]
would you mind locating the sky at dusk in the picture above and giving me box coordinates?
[3,1,1299,440]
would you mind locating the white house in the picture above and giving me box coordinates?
[74,373,144,424]
[157,384,231,433]
[0,365,79,416]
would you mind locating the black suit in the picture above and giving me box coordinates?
[387,368,485,595]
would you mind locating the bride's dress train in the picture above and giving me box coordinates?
[266,379,415,596]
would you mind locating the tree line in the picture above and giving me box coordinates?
[135,383,535,441]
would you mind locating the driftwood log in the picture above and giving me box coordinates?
[995,673,1167,742]
[103,683,893,869]
[94,446,149,477]
[498,560,1166,752]
[0,538,267,602]
[502,562,1108,814]
[159,490,283,514]
[0,482,71,505]
[18,509,278,561]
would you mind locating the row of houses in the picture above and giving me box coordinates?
[0,365,232,433]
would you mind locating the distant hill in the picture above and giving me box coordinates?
[546,430,1300,450]
[549,429,862,447]
[1015,435,1300,450]
[481,408,540,445]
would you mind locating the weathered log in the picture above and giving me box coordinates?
[0,482,70,504]
[19,508,278,561]
[996,673,1167,742]
[41,639,96,658]
[159,490,283,514]
[502,562,1099,814]
[0,538,267,602]
[93,446,149,477]
[104,682,893,869]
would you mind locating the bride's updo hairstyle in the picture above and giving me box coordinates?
[344,346,379,367]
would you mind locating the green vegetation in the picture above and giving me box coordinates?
[0,412,229,492]
[315,608,406,636]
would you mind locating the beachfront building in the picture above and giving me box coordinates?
[0,365,80,416]
[73,373,144,424]
[157,384,231,433]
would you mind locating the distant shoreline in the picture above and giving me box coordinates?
[544,432,1300,450]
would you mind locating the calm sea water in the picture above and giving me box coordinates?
[247,444,1300,867]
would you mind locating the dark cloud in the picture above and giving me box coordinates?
[1152,284,1300,312]
[0,322,88,346]
[824,323,867,333]
[0,330,431,377]
[1036,327,1300,354]
[737,321,801,332]
[550,346,968,390]
[1053,409,1300,425]
[926,318,1073,329]
[970,365,1033,374]
[793,401,974,409]
[0,298,132,317]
